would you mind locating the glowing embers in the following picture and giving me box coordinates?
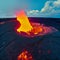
[16,10,58,37]
[28,22,57,37]
[18,50,33,60]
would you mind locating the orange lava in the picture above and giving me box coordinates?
[16,10,43,35]
[16,10,33,33]
[18,50,33,60]
[16,10,57,37]
[31,22,43,34]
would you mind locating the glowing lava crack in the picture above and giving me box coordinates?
[18,50,33,60]
[16,10,58,37]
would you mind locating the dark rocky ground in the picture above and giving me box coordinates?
[0,18,60,60]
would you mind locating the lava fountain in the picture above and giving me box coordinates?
[16,10,58,37]
[16,10,33,33]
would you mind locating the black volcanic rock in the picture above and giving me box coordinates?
[0,18,60,60]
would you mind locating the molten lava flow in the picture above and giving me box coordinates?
[18,50,33,60]
[16,10,33,33]
[16,10,57,37]
[16,10,43,35]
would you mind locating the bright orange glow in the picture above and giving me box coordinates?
[16,10,43,35]
[18,50,33,60]
[16,10,57,37]
[16,10,33,33]
[31,23,43,34]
